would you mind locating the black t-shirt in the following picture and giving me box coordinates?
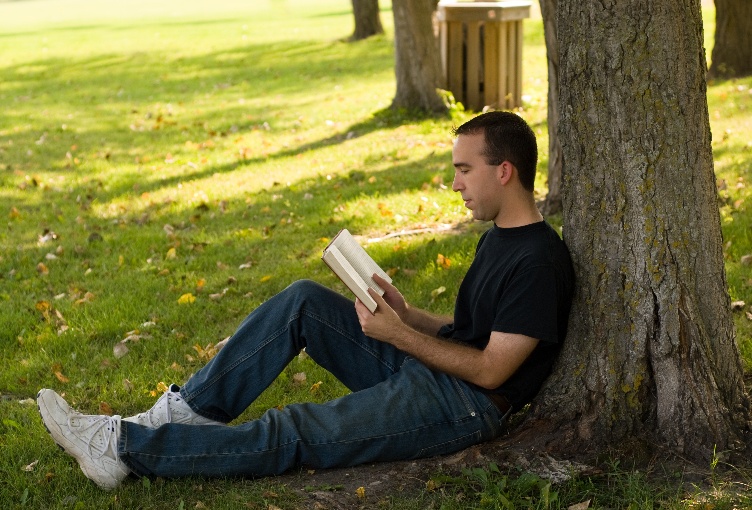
[438,221,575,411]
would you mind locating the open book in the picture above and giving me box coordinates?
[322,229,392,313]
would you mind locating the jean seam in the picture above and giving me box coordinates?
[301,308,401,373]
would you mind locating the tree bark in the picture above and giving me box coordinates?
[708,0,752,78]
[538,0,562,215]
[349,0,384,42]
[390,0,447,113]
[526,0,751,463]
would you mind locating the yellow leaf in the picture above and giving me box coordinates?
[156,381,169,393]
[35,300,52,313]
[356,487,366,499]
[118,255,124,266]
[436,253,451,269]
[309,381,323,394]
[193,343,219,361]
[37,262,49,275]
[54,371,69,383]
[196,278,206,290]
[166,247,177,259]
[178,293,196,304]
[260,275,272,283]
[10,206,21,219]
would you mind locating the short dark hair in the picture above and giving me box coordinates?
[452,111,538,192]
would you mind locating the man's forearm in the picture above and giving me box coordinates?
[403,306,453,337]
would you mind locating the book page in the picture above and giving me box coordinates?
[330,229,391,295]
[323,244,378,312]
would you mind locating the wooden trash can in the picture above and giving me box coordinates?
[437,1,532,111]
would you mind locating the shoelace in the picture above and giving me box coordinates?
[134,391,174,427]
[67,414,117,459]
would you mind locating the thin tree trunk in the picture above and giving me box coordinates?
[390,0,447,113]
[350,0,384,42]
[709,0,752,78]
[538,0,562,215]
[525,0,751,463]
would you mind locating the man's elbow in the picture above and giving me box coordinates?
[473,371,509,390]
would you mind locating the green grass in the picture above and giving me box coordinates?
[1,0,751,508]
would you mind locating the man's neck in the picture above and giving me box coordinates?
[494,195,543,228]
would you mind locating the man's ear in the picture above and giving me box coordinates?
[497,161,515,185]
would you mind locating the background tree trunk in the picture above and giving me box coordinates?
[390,0,447,113]
[538,0,562,215]
[349,0,383,42]
[708,0,752,78]
[525,0,751,463]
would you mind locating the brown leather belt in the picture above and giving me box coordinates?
[486,393,512,415]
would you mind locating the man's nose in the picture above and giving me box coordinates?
[452,173,462,192]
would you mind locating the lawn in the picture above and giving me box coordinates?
[1,0,751,508]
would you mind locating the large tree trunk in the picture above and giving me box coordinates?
[708,0,752,78]
[390,0,447,113]
[349,0,383,42]
[538,0,562,216]
[525,0,751,463]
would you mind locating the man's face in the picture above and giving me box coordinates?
[451,133,503,223]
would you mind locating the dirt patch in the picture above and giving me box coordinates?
[277,436,600,509]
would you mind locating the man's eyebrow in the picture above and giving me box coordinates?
[453,161,470,169]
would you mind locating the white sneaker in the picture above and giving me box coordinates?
[37,389,130,490]
[123,384,223,428]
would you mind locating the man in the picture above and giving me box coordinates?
[37,111,575,490]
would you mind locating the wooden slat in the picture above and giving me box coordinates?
[439,20,449,87]
[448,21,465,104]
[483,22,498,108]
[513,20,524,107]
[498,21,509,109]
[466,21,481,110]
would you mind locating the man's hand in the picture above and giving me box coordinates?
[354,289,406,344]
[372,274,408,321]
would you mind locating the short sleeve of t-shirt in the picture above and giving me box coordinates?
[493,263,560,344]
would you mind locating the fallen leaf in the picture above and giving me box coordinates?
[431,286,446,299]
[193,343,219,361]
[166,247,177,259]
[732,300,746,311]
[22,460,39,472]
[356,487,366,499]
[54,371,69,383]
[37,262,49,275]
[99,402,114,415]
[10,207,22,219]
[259,275,272,283]
[293,372,307,385]
[178,293,196,305]
[309,381,323,394]
[436,254,451,269]
[74,292,95,305]
[568,501,591,510]
[113,342,129,358]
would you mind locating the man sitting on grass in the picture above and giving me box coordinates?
[37,111,575,490]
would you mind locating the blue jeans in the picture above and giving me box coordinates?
[119,280,507,478]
